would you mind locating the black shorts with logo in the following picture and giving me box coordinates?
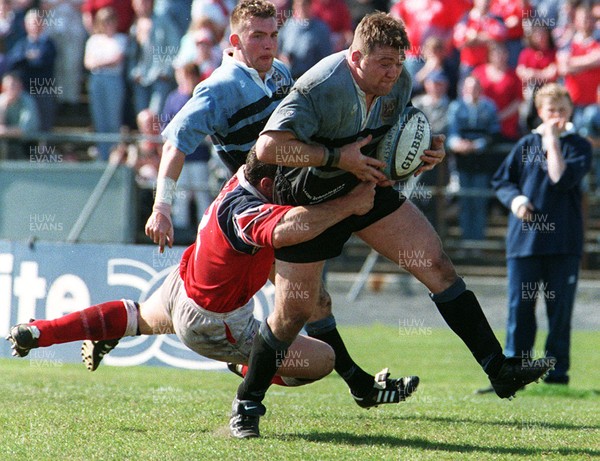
[274,184,406,263]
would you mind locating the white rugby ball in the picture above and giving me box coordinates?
[376,107,432,180]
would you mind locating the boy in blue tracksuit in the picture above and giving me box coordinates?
[492,83,592,384]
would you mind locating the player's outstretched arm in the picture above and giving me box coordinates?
[145,140,186,253]
[272,181,376,248]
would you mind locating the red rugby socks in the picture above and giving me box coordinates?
[31,300,128,347]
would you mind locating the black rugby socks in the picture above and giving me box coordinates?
[237,321,291,402]
[431,278,505,378]
[305,315,374,397]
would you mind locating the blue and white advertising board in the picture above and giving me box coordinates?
[0,240,274,370]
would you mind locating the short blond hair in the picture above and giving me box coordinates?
[230,0,276,33]
[352,12,410,57]
[534,83,573,109]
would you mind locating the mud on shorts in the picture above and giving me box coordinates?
[159,267,259,364]
[274,184,406,263]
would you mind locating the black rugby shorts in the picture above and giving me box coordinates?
[274,185,406,263]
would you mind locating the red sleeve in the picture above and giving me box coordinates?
[234,204,293,249]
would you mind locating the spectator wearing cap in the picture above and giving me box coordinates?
[411,70,451,227]
[412,36,451,97]
[412,70,450,136]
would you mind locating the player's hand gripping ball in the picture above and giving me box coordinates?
[376,107,432,180]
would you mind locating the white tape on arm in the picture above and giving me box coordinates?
[153,176,176,223]
[155,176,177,205]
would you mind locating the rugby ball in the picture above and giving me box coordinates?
[376,107,432,180]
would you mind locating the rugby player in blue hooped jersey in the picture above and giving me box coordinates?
[230,11,557,438]
[142,0,419,424]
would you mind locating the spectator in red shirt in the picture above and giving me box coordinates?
[390,0,470,94]
[557,2,600,127]
[390,0,471,59]
[516,23,558,129]
[453,0,508,82]
[490,0,531,68]
[472,41,523,141]
[310,0,352,51]
[82,0,135,34]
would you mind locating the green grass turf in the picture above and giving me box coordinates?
[1,326,598,461]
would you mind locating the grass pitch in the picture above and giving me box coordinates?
[1,326,598,461]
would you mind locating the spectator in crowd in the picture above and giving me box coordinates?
[191,25,220,79]
[578,83,600,190]
[153,0,193,38]
[82,0,135,34]
[127,0,180,116]
[472,41,523,142]
[411,70,451,226]
[490,0,530,68]
[516,23,558,130]
[528,0,564,31]
[0,0,27,57]
[345,0,387,29]
[412,70,451,138]
[492,83,592,386]
[447,75,501,247]
[109,107,161,226]
[515,21,558,130]
[411,36,450,96]
[6,8,57,131]
[453,0,508,83]
[174,16,222,72]
[579,83,600,147]
[109,108,161,179]
[310,0,352,52]
[277,0,331,79]
[84,6,127,161]
[0,71,39,159]
[594,2,600,40]
[162,62,212,234]
[191,0,230,45]
[551,0,577,51]
[557,2,600,130]
[390,0,470,89]
[42,0,87,112]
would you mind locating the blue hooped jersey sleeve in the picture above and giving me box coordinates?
[162,55,294,173]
